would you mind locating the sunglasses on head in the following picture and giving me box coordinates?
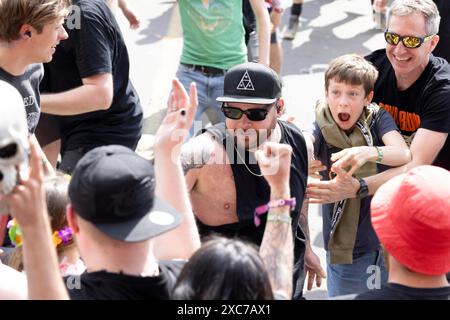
[221,103,275,121]
[384,31,435,49]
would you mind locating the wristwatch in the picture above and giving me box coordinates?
[356,177,369,199]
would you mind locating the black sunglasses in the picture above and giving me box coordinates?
[221,103,275,121]
[384,31,435,49]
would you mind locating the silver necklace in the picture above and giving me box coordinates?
[234,144,264,177]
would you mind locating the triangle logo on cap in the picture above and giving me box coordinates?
[236,70,255,91]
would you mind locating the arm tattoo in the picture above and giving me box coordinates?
[180,144,213,175]
[259,209,294,299]
[298,200,310,245]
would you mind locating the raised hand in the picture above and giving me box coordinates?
[154,79,197,157]
[255,142,292,191]
[5,137,46,228]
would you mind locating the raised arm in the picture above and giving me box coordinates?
[256,142,294,299]
[152,79,201,260]
[4,139,68,300]
[249,0,271,66]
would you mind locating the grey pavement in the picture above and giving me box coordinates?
[115,0,386,299]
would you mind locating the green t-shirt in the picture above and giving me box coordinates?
[178,0,247,70]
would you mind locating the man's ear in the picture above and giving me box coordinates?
[66,204,79,234]
[276,98,285,114]
[429,34,440,54]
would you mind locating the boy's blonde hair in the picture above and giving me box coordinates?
[325,54,379,96]
[0,0,69,42]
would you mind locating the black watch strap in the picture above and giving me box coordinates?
[356,177,369,199]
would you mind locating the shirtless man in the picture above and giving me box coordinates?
[182,62,325,299]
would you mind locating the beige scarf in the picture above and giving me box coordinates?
[315,99,379,264]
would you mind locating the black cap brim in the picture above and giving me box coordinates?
[94,197,182,242]
[216,95,277,104]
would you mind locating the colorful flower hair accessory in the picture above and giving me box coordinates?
[7,219,22,247]
[7,219,73,248]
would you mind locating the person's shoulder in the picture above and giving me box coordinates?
[365,49,387,66]
[75,0,111,21]
[184,125,224,157]
[370,104,391,121]
[278,119,304,137]
[428,55,450,82]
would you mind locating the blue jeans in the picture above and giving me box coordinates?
[326,249,388,298]
[176,64,225,137]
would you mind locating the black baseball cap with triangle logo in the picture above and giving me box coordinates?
[217,62,282,104]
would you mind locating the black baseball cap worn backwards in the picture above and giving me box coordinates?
[217,62,282,104]
[68,145,181,242]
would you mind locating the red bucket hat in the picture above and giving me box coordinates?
[370,165,450,276]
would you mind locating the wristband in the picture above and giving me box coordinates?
[375,146,383,163]
[254,198,296,227]
[267,214,292,225]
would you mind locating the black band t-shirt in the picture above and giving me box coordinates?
[366,49,450,170]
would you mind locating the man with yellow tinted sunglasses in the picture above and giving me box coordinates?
[384,30,435,48]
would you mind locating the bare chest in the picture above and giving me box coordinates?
[190,163,238,226]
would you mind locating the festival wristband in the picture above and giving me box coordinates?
[254,198,296,227]
[375,146,383,163]
[267,213,292,225]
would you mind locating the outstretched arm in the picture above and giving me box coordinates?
[330,130,411,177]
[307,128,447,204]
[152,79,201,260]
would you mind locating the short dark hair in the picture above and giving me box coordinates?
[325,54,378,96]
[172,237,274,300]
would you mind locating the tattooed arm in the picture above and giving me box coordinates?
[181,132,217,191]
[256,142,294,299]
[180,138,213,175]
[260,190,293,299]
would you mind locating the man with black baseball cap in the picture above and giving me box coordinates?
[182,62,323,299]
[68,145,181,243]
[64,79,200,300]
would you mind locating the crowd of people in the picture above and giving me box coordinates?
[0,0,448,301]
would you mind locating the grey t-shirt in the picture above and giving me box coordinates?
[0,64,43,134]
[307,108,398,256]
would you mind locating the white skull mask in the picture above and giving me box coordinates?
[0,81,30,213]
